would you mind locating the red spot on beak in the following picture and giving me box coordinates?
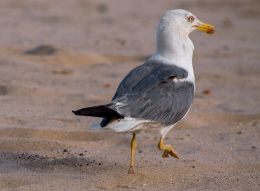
[207,27,215,34]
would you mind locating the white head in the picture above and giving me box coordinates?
[157,9,214,36]
[155,9,215,60]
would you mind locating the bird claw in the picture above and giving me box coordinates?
[162,148,179,159]
[158,138,180,159]
[128,166,135,174]
[162,150,170,158]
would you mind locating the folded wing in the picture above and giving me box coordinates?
[101,60,194,127]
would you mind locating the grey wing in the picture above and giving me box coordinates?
[101,60,193,127]
[113,60,188,99]
[112,60,158,99]
[100,60,157,127]
[112,78,194,125]
[111,63,194,125]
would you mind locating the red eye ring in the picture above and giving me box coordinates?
[187,16,195,22]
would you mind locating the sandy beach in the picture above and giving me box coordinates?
[0,0,259,190]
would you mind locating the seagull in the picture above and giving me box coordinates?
[73,9,215,174]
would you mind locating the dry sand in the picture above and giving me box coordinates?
[0,0,259,190]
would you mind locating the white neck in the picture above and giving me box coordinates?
[156,29,194,58]
[151,29,195,82]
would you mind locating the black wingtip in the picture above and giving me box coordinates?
[72,110,78,115]
[71,105,122,118]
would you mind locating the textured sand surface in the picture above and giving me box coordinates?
[0,0,259,190]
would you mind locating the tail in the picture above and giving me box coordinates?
[72,104,122,119]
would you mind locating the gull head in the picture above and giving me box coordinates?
[157,9,215,37]
[155,9,215,60]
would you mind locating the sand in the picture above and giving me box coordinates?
[0,0,259,190]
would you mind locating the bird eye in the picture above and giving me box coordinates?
[187,16,195,22]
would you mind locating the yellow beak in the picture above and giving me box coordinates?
[194,22,215,34]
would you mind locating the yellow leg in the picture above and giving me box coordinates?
[158,137,179,159]
[128,133,137,174]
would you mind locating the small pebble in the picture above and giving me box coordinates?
[103,83,111,88]
[138,150,143,153]
[63,149,68,153]
[202,89,211,95]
